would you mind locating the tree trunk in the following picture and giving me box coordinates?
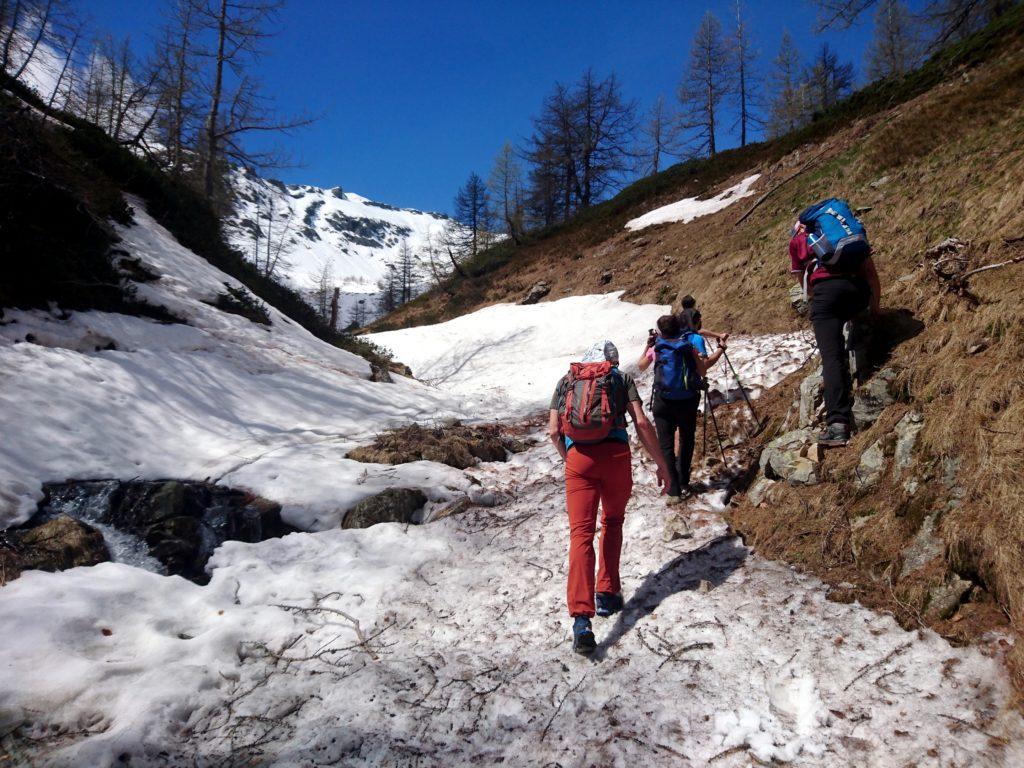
[203,0,228,200]
[329,287,340,330]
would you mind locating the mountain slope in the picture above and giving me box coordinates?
[226,169,453,321]
[368,9,1024,688]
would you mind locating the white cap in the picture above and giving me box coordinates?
[581,340,619,364]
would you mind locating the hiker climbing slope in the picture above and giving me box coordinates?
[637,313,724,503]
[790,199,882,446]
[547,340,670,655]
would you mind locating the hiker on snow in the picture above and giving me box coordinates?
[548,340,671,655]
[790,199,882,446]
[638,313,725,503]
[677,294,729,347]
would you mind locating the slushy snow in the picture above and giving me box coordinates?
[2,200,1022,766]
[625,173,761,231]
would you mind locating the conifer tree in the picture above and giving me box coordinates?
[767,30,809,138]
[865,0,922,80]
[677,11,731,157]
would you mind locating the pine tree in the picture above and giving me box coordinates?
[637,94,682,176]
[806,42,855,114]
[866,0,921,80]
[453,172,490,259]
[394,239,420,304]
[488,142,525,244]
[677,11,731,157]
[767,30,809,138]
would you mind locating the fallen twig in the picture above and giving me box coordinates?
[844,641,912,691]
[939,713,1008,745]
[541,673,587,741]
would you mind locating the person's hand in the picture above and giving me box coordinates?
[654,464,670,494]
[719,332,730,344]
[717,337,728,351]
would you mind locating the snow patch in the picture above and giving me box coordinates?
[625,174,761,231]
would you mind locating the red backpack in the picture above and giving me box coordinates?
[559,361,625,443]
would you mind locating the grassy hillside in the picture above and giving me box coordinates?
[373,5,1024,335]
[375,10,1024,691]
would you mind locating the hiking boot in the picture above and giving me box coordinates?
[572,616,596,654]
[665,494,684,507]
[595,592,624,617]
[818,422,850,447]
[687,481,709,494]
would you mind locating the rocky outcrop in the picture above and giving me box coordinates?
[852,368,898,428]
[855,438,888,489]
[893,411,923,477]
[759,428,819,486]
[342,488,427,529]
[798,366,824,428]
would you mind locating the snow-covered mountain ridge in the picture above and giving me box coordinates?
[225,168,453,315]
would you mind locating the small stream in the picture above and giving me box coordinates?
[26,479,296,583]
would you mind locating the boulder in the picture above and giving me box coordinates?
[342,488,428,529]
[747,476,778,507]
[925,576,973,621]
[852,368,898,428]
[600,270,613,285]
[893,412,923,477]
[899,512,944,578]
[760,428,818,485]
[17,515,109,574]
[855,439,887,489]
[520,281,551,305]
[798,366,824,427]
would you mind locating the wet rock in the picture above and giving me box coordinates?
[893,412,923,477]
[900,512,944,578]
[925,575,973,621]
[342,488,428,529]
[760,428,818,485]
[600,270,613,285]
[520,281,551,305]
[852,368,898,428]
[798,366,824,427]
[12,516,109,577]
[370,364,393,383]
[855,439,887,489]
[19,480,295,584]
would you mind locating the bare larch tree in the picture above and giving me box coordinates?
[677,11,731,157]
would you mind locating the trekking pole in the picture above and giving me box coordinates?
[702,387,708,456]
[707,393,728,464]
[721,349,762,429]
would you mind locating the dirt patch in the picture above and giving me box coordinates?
[347,422,528,470]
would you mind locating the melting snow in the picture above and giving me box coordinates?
[1,199,1022,765]
[625,173,761,231]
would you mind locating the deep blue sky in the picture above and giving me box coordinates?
[84,1,879,214]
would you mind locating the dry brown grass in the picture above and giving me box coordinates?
[347,423,526,470]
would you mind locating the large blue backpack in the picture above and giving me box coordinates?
[653,337,701,400]
[798,198,870,272]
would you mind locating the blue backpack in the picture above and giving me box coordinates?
[653,337,701,400]
[798,198,870,272]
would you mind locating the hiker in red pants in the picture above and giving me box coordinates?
[547,340,670,654]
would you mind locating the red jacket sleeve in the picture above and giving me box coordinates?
[789,231,811,274]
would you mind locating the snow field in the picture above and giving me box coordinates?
[1,203,1022,764]
[625,173,762,231]
[0,200,465,529]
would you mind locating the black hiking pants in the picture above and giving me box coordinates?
[810,276,871,426]
[651,392,700,496]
